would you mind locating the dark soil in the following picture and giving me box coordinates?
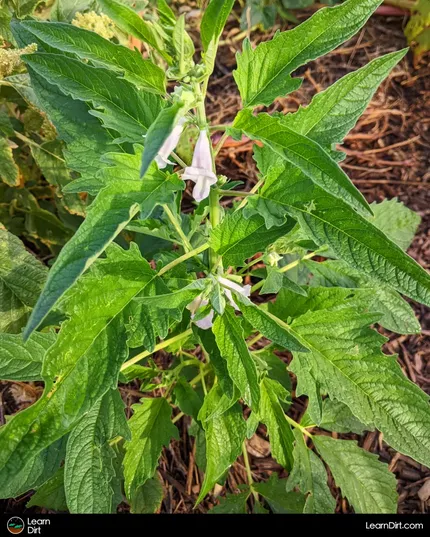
[1,9,429,515]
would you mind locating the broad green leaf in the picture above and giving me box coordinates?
[0,437,66,499]
[196,390,246,503]
[302,398,372,435]
[0,138,19,187]
[97,0,171,63]
[261,267,307,296]
[288,291,430,467]
[209,491,250,514]
[253,473,306,513]
[259,378,294,470]
[26,70,120,193]
[27,467,68,511]
[124,397,179,498]
[236,299,308,353]
[64,389,130,514]
[254,350,291,393]
[234,0,382,107]
[0,229,47,333]
[305,259,421,334]
[23,53,163,143]
[19,21,166,95]
[369,198,421,251]
[201,0,235,71]
[283,50,407,158]
[212,306,260,410]
[249,167,430,307]
[198,384,237,423]
[313,436,398,514]
[174,378,203,423]
[286,429,335,514]
[0,245,157,490]
[0,331,55,381]
[209,211,295,267]
[234,110,370,216]
[130,476,164,514]
[51,0,93,21]
[24,150,183,338]
[134,279,208,311]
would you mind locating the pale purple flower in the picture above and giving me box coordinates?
[218,276,251,310]
[183,129,217,202]
[155,117,186,169]
[186,296,214,330]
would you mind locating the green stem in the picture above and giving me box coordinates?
[13,131,65,162]
[284,415,313,439]
[214,132,229,156]
[163,204,193,252]
[171,151,188,169]
[217,189,252,198]
[235,179,264,212]
[157,243,209,277]
[383,0,417,9]
[120,329,193,371]
[242,442,259,501]
[172,411,185,424]
[238,256,263,275]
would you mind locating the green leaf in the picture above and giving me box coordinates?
[0,331,55,381]
[254,350,291,393]
[209,211,295,267]
[369,198,421,251]
[23,53,163,143]
[283,50,407,158]
[196,391,246,503]
[234,0,382,107]
[287,290,430,467]
[27,467,68,512]
[200,0,235,71]
[0,138,19,187]
[286,429,335,513]
[250,167,430,307]
[302,398,372,435]
[259,378,294,470]
[157,0,176,27]
[237,299,308,353]
[97,0,171,63]
[135,279,208,311]
[124,397,179,498]
[64,389,130,514]
[0,229,47,333]
[0,244,157,492]
[212,306,260,410]
[51,0,93,21]
[172,14,195,75]
[234,110,370,216]
[24,149,183,338]
[305,259,421,334]
[313,436,398,514]
[174,378,203,423]
[130,476,164,514]
[209,491,250,514]
[19,21,166,94]
[253,473,306,513]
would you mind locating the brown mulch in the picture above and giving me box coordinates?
[2,10,429,516]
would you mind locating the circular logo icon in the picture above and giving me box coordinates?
[7,517,25,535]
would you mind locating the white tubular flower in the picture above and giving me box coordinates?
[218,276,251,310]
[155,117,186,169]
[186,296,214,330]
[182,129,217,202]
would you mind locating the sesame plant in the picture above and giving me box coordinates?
[1,0,430,515]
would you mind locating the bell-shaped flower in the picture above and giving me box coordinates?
[218,276,251,310]
[182,129,217,202]
[155,117,186,169]
[186,296,214,330]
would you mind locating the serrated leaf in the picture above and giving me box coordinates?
[212,306,260,410]
[313,436,398,514]
[234,0,382,107]
[130,476,164,514]
[134,279,208,311]
[19,21,166,94]
[98,0,171,63]
[286,429,335,513]
[287,290,430,467]
[23,53,163,143]
[302,398,372,435]
[0,331,55,381]
[27,467,68,511]
[24,149,183,338]
[251,166,430,307]
[124,397,178,498]
[64,389,130,514]
[259,378,294,470]
[0,229,47,333]
[253,473,306,513]
[196,390,246,503]
[0,138,19,187]
[234,110,370,216]
[209,491,250,514]
[0,245,157,492]
[209,211,294,267]
[305,259,421,334]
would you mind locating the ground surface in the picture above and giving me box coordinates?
[1,8,429,515]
